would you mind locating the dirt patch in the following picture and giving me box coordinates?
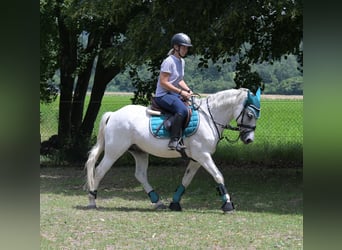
[261,94,303,100]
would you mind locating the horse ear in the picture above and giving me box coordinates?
[256,87,261,100]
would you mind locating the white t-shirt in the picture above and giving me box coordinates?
[155,55,184,97]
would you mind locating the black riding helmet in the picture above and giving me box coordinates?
[171,33,193,47]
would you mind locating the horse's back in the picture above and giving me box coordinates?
[109,105,147,118]
[104,105,148,130]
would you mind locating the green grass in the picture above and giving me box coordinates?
[213,98,303,165]
[40,165,303,249]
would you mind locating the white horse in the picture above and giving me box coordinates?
[85,87,261,212]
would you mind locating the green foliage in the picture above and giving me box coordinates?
[234,61,262,93]
[106,54,302,95]
[129,64,158,105]
[117,0,302,103]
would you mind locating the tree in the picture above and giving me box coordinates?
[40,0,59,103]
[40,0,149,160]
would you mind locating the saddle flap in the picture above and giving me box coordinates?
[149,108,199,138]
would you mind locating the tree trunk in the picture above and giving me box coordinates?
[70,60,93,136]
[68,53,120,161]
[70,33,99,137]
[80,52,121,139]
[56,5,77,146]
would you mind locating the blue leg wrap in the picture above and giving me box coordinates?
[217,184,228,202]
[172,184,185,203]
[148,190,159,203]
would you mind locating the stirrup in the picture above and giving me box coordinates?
[168,139,178,150]
[176,140,186,150]
[168,138,186,150]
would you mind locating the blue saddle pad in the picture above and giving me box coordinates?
[149,108,199,138]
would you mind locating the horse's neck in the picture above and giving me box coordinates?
[208,89,246,124]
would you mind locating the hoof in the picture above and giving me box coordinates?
[221,201,235,213]
[169,202,182,211]
[154,202,167,210]
[87,204,97,209]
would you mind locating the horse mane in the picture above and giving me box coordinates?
[208,88,248,109]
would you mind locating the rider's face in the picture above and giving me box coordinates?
[179,45,188,57]
[174,45,189,58]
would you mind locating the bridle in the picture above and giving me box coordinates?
[204,97,257,143]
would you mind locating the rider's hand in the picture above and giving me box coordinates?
[180,89,192,100]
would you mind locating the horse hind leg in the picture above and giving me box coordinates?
[129,149,166,210]
[87,153,119,209]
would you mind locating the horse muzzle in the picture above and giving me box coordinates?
[240,131,254,144]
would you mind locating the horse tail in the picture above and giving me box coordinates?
[85,112,111,191]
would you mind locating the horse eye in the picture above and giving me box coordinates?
[247,111,253,118]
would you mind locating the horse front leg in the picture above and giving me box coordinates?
[198,153,235,213]
[169,160,201,211]
[217,183,235,212]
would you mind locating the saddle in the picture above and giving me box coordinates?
[147,97,199,138]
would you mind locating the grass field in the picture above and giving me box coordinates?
[40,165,303,249]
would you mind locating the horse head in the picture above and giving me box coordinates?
[236,87,261,144]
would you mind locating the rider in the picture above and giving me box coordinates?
[154,33,193,150]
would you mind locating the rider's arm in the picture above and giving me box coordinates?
[178,80,193,94]
[159,72,183,94]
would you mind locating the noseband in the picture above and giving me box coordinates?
[206,98,256,143]
[235,108,257,130]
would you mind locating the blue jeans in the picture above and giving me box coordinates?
[154,94,188,118]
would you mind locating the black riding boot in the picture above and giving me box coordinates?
[168,113,186,150]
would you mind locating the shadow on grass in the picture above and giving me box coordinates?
[73,205,224,215]
[74,205,155,213]
[41,165,302,215]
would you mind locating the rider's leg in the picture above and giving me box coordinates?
[154,94,188,150]
[168,97,188,150]
[168,113,186,150]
